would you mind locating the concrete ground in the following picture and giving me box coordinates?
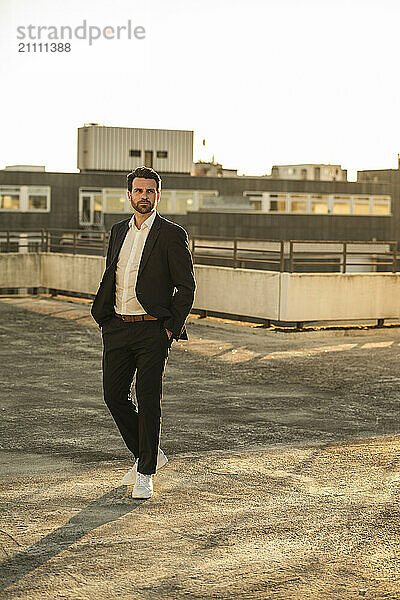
[1,295,400,599]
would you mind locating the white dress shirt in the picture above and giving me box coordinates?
[114,210,157,315]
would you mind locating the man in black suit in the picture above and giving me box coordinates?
[91,167,196,499]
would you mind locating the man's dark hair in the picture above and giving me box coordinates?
[126,167,162,193]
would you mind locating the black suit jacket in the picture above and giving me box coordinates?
[91,212,196,340]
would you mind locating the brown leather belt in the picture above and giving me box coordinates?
[115,313,158,322]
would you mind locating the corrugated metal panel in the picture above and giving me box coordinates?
[77,126,193,173]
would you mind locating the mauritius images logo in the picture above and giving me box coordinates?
[16,20,146,46]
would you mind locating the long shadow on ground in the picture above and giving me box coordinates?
[0,487,146,592]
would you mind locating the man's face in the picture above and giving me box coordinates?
[128,177,160,214]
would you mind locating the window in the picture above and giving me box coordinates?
[289,195,307,212]
[175,191,194,213]
[314,167,320,180]
[79,189,103,225]
[332,195,351,215]
[250,199,262,210]
[93,195,102,224]
[301,168,307,180]
[197,190,219,209]
[28,195,47,210]
[0,187,20,210]
[372,201,390,215]
[311,202,328,214]
[310,194,328,213]
[353,202,370,215]
[28,187,50,210]
[269,199,286,211]
[27,187,50,211]
[157,191,174,213]
[333,201,351,214]
[0,185,50,211]
[81,195,91,223]
[104,189,126,212]
[268,195,286,211]
[129,149,141,157]
[157,151,168,158]
[247,192,263,210]
[157,189,218,213]
[291,201,307,212]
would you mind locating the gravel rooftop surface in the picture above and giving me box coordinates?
[1,295,400,600]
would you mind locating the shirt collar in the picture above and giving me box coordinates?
[129,210,157,231]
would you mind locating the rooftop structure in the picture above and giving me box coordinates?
[270,164,347,182]
[77,124,194,174]
[192,161,238,178]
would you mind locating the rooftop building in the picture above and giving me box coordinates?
[77,124,193,174]
[270,164,347,182]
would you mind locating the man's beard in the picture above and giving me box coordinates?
[132,200,154,214]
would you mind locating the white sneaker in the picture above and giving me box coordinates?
[121,448,168,486]
[132,472,153,499]
[121,458,138,486]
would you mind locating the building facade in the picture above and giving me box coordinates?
[0,168,396,244]
[77,124,194,174]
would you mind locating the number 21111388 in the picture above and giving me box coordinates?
[18,43,71,52]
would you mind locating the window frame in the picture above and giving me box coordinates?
[78,188,104,225]
[0,186,21,211]
[0,185,51,212]
[241,192,392,216]
[371,198,391,215]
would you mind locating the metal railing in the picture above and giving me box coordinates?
[0,229,109,256]
[192,237,286,271]
[287,240,398,273]
[191,236,398,273]
[0,230,398,273]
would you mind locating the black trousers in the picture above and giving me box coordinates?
[101,316,172,475]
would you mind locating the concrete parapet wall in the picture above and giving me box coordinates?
[41,253,105,295]
[193,265,280,320]
[0,253,41,288]
[280,272,400,321]
[1,253,400,322]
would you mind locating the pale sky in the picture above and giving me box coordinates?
[1,0,399,179]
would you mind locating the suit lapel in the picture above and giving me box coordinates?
[110,219,130,266]
[137,212,162,278]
